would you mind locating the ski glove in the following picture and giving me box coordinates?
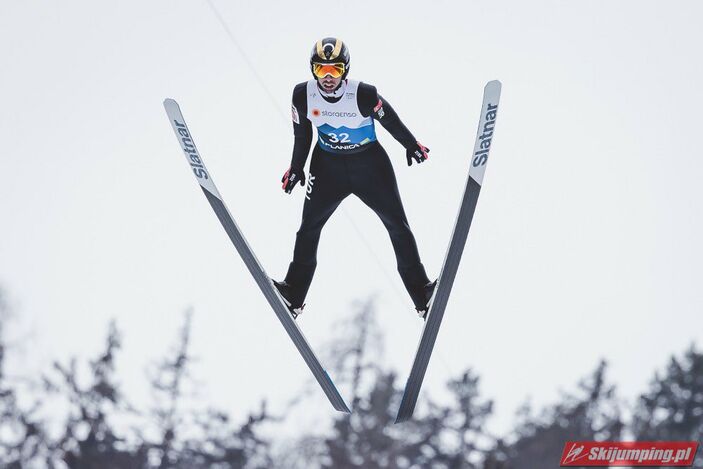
[406,142,430,166]
[281,166,305,194]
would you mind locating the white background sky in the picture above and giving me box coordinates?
[1,0,702,437]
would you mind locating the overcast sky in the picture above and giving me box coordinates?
[1,0,702,436]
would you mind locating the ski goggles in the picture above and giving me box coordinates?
[312,62,346,79]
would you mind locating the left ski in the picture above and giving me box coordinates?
[163,98,350,413]
[395,80,502,423]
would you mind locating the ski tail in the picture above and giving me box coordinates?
[395,80,502,423]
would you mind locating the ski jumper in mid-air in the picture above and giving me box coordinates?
[273,37,437,319]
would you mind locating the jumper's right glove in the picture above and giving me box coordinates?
[406,141,430,166]
[281,166,305,194]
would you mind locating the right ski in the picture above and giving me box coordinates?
[395,80,502,423]
[163,98,350,413]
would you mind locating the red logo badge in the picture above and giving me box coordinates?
[312,108,321,117]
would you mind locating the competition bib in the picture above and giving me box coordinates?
[306,79,377,154]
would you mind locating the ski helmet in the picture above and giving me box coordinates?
[309,37,350,80]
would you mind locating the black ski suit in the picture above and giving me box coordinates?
[283,79,431,308]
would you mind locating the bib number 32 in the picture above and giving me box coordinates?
[328,132,350,143]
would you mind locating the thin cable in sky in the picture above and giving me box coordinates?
[204,0,287,123]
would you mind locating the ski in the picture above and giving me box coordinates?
[395,80,502,423]
[163,98,350,413]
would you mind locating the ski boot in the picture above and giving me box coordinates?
[272,279,305,319]
[416,280,438,320]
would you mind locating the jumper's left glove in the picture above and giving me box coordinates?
[406,142,430,166]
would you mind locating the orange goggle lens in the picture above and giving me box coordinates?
[312,62,345,78]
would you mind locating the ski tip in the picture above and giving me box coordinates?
[394,412,411,424]
[163,98,179,109]
[485,80,502,92]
